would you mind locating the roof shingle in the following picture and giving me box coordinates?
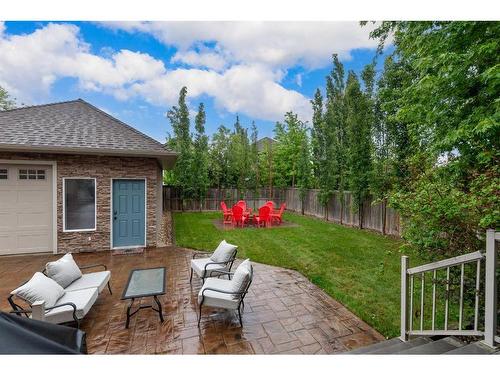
[0,99,172,156]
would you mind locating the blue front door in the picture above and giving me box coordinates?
[112,179,145,248]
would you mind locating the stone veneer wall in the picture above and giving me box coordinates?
[0,152,161,253]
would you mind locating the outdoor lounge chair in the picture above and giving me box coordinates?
[197,259,253,327]
[270,203,286,225]
[8,253,111,328]
[190,240,238,284]
[253,205,271,227]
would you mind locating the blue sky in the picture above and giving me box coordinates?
[0,21,385,141]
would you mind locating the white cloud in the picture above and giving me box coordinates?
[101,21,379,70]
[0,22,314,122]
[171,50,228,71]
[295,73,303,87]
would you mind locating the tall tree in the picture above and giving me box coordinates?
[166,86,193,205]
[310,88,324,188]
[208,125,232,189]
[273,112,309,188]
[192,103,209,208]
[345,71,373,227]
[249,121,260,191]
[368,21,500,255]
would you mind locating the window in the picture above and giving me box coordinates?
[19,169,45,180]
[63,178,96,231]
[0,169,7,180]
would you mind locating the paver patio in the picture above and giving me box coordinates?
[0,247,384,354]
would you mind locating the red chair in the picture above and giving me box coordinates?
[265,201,275,211]
[253,205,271,228]
[237,200,252,219]
[221,202,232,225]
[270,203,286,225]
[232,204,247,228]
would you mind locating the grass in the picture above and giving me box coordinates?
[173,211,432,338]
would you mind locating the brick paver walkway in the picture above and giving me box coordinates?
[0,247,384,354]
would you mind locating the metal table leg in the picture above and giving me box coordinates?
[154,295,164,322]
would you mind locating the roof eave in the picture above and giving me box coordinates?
[0,144,178,169]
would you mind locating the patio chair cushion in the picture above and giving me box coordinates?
[230,259,252,293]
[191,258,228,278]
[210,240,237,263]
[64,271,111,293]
[43,288,98,325]
[45,253,82,289]
[198,278,240,310]
[11,272,65,308]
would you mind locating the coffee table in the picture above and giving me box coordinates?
[121,267,166,328]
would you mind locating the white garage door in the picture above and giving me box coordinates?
[0,164,54,255]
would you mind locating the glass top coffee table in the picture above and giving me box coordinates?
[121,267,166,328]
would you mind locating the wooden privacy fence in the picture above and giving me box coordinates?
[163,186,400,236]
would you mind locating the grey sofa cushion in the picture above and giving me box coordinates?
[45,253,82,289]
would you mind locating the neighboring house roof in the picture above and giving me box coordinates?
[256,137,275,152]
[0,99,176,168]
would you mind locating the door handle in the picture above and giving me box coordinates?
[113,210,117,221]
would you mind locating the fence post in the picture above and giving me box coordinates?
[401,256,409,341]
[483,229,498,348]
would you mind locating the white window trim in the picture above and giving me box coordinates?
[62,177,97,232]
[110,178,147,249]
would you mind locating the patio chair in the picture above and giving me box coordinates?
[231,204,248,227]
[220,201,232,225]
[253,205,271,227]
[190,240,238,284]
[270,203,286,225]
[265,201,275,210]
[198,259,253,327]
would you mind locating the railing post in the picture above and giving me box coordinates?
[401,255,409,341]
[483,229,498,348]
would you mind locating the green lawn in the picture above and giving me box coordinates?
[173,211,428,338]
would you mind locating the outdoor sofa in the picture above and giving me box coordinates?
[8,253,111,328]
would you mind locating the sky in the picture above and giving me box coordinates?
[0,21,386,142]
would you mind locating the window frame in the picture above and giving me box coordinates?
[19,168,46,180]
[62,177,97,232]
[0,168,7,180]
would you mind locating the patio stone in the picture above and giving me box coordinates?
[0,246,384,354]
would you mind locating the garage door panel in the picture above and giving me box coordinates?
[0,164,53,254]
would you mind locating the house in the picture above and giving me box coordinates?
[0,99,177,255]
[255,137,274,152]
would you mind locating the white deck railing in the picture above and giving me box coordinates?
[401,229,498,348]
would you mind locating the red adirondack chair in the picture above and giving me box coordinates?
[237,200,252,219]
[270,203,286,225]
[253,205,271,228]
[232,204,247,228]
[265,201,275,211]
[220,201,232,225]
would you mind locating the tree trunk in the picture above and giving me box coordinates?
[359,200,363,229]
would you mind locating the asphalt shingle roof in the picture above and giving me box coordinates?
[0,99,173,156]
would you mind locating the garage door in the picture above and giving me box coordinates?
[0,164,54,255]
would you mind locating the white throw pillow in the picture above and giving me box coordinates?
[230,259,252,296]
[45,253,83,289]
[210,240,237,263]
[11,272,65,308]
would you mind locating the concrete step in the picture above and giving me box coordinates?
[447,341,499,355]
[369,337,432,354]
[348,337,403,354]
[398,337,464,354]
